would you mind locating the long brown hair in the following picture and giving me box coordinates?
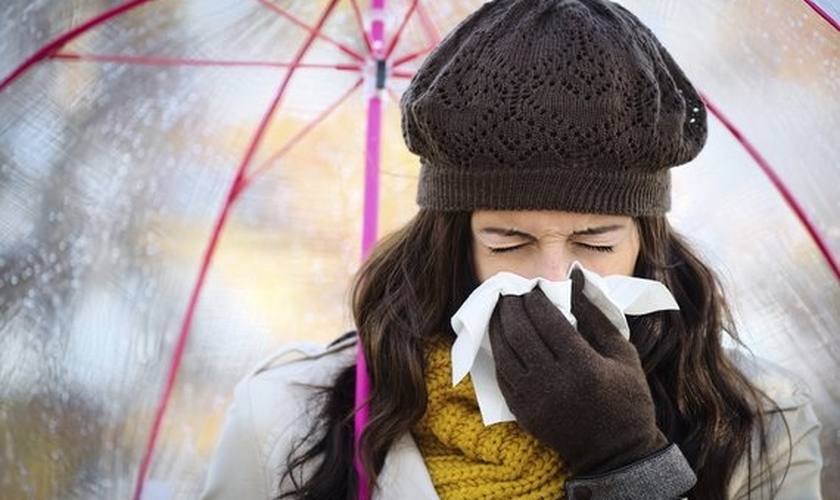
[279,210,779,499]
[631,216,778,498]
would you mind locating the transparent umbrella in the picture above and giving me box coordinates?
[0,0,837,498]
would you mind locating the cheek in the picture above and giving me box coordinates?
[580,251,637,277]
[471,242,532,282]
[571,240,640,277]
[595,238,640,277]
[474,255,536,282]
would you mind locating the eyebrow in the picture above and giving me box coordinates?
[569,224,624,236]
[477,227,535,239]
[477,224,624,238]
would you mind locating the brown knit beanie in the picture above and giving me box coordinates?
[401,0,707,216]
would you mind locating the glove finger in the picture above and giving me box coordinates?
[570,269,639,362]
[520,286,599,364]
[489,294,558,375]
[488,298,528,375]
[488,296,556,412]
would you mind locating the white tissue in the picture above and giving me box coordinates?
[450,262,679,425]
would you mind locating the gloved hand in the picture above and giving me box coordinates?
[488,269,668,475]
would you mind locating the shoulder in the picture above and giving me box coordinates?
[237,335,357,442]
[200,335,357,499]
[248,335,357,388]
[726,347,811,410]
[725,348,823,499]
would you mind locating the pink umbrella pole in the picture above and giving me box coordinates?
[356,1,386,499]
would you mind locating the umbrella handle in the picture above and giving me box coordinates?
[355,341,372,500]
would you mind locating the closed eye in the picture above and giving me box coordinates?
[576,242,614,253]
[488,243,529,254]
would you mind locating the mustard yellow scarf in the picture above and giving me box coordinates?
[413,336,568,499]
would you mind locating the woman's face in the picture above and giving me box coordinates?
[471,210,640,282]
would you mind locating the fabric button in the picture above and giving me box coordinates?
[571,485,593,500]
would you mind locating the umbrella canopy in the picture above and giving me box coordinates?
[0,0,838,498]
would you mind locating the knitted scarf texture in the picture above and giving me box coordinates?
[413,336,568,499]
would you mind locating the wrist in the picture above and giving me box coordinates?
[565,444,696,500]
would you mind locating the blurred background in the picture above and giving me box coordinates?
[1,0,838,498]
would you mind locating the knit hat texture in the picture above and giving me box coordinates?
[401,0,707,216]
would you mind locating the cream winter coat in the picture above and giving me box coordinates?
[200,337,822,499]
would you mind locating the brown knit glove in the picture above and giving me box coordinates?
[488,269,668,475]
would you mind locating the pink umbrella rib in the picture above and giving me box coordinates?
[391,45,435,69]
[802,0,840,31]
[702,94,840,282]
[384,0,420,59]
[53,52,361,71]
[415,1,441,47]
[0,0,155,92]
[131,1,345,499]
[349,0,375,54]
[386,86,401,105]
[243,76,364,187]
[256,0,367,62]
[390,69,416,79]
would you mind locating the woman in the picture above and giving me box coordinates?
[201,0,822,498]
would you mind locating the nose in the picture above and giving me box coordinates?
[533,244,571,281]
